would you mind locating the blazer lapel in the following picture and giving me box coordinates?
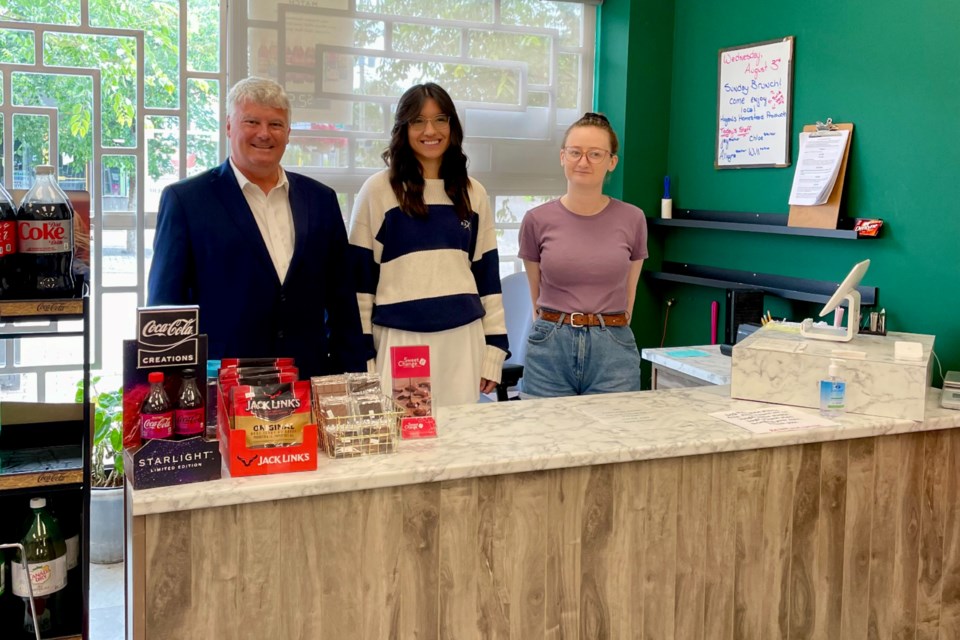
[210,161,279,283]
[286,173,311,279]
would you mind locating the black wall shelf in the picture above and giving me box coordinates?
[647,262,878,306]
[650,209,864,240]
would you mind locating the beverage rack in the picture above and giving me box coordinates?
[0,284,90,640]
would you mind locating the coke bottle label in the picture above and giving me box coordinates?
[0,220,16,256]
[141,412,174,439]
[18,220,71,253]
[175,408,205,436]
[11,556,68,597]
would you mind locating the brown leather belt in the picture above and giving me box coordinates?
[538,310,629,327]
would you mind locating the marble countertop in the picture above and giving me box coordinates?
[641,344,731,384]
[129,385,960,516]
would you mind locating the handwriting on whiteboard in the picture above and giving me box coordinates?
[716,38,793,168]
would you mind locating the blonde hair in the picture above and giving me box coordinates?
[227,77,291,118]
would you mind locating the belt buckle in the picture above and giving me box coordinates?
[569,312,585,328]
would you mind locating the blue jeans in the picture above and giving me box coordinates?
[519,313,642,398]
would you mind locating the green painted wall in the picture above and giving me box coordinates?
[601,0,960,382]
[598,0,675,385]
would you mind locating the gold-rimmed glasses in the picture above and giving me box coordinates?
[562,147,613,163]
[408,114,451,132]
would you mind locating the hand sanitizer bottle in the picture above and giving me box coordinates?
[819,359,846,417]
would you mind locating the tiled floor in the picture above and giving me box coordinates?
[90,561,124,640]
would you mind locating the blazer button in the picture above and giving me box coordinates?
[277,330,285,339]
[279,294,286,303]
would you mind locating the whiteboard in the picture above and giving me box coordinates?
[716,37,794,169]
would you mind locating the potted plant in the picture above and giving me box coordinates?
[78,376,125,563]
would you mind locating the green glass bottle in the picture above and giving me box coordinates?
[11,497,67,635]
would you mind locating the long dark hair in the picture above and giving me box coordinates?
[382,83,472,221]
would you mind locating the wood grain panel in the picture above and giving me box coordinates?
[916,431,947,640]
[615,460,646,639]
[642,457,679,640]
[544,466,587,640]
[279,497,324,640]
[940,430,960,639]
[702,452,737,640]
[400,483,441,640]
[868,435,903,640]
[891,435,924,639]
[734,449,765,640]
[505,473,547,639]
[189,504,240,637]
[813,440,848,640]
[236,500,284,640]
[143,510,193,636]
[130,429,960,640]
[674,455,712,640]
[787,444,822,640]
[761,445,802,640]
[439,479,480,640]
[578,464,616,640]
[360,487,403,640]
[841,437,876,640]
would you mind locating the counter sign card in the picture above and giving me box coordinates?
[390,345,437,439]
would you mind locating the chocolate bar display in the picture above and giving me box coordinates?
[311,374,401,458]
[390,345,437,438]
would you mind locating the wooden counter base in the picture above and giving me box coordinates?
[128,428,960,639]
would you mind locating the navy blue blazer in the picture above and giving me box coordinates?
[147,160,368,377]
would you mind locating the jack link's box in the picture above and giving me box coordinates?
[731,327,934,421]
[122,306,221,489]
[217,378,318,477]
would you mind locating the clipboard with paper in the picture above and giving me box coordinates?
[787,119,854,229]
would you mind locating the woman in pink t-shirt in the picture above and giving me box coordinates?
[517,112,648,397]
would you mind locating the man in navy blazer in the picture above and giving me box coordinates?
[148,77,368,377]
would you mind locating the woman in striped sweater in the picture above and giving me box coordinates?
[349,83,508,407]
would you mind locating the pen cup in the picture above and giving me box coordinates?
[661,198,673,220]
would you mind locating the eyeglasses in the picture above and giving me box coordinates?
[563,147,613,163]
[408,114,451,131]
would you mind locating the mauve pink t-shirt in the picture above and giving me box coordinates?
[518,198,648,314]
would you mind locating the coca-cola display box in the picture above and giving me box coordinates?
[122,305,221,489]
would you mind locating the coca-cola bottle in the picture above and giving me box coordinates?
[174,368,205,438]
[0,181,17,297]
[12,497,68,636]
[17,165,76,298]
[141,372,173,440]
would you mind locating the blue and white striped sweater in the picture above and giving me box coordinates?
[349,170,508,378]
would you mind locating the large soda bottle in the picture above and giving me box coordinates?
[50,496,81,629]
[175,368,205,438]
[141,371,174,440]
[0,181,17,297]
[11,497,68,636]
[17,165,76,298]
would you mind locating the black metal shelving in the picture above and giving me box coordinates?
[646,262,878,306]
[0,295,90,640]
[649,208,868,240]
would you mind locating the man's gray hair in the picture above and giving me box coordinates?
[227,77,291,118]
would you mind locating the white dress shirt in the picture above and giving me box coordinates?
[230,159,295,283]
